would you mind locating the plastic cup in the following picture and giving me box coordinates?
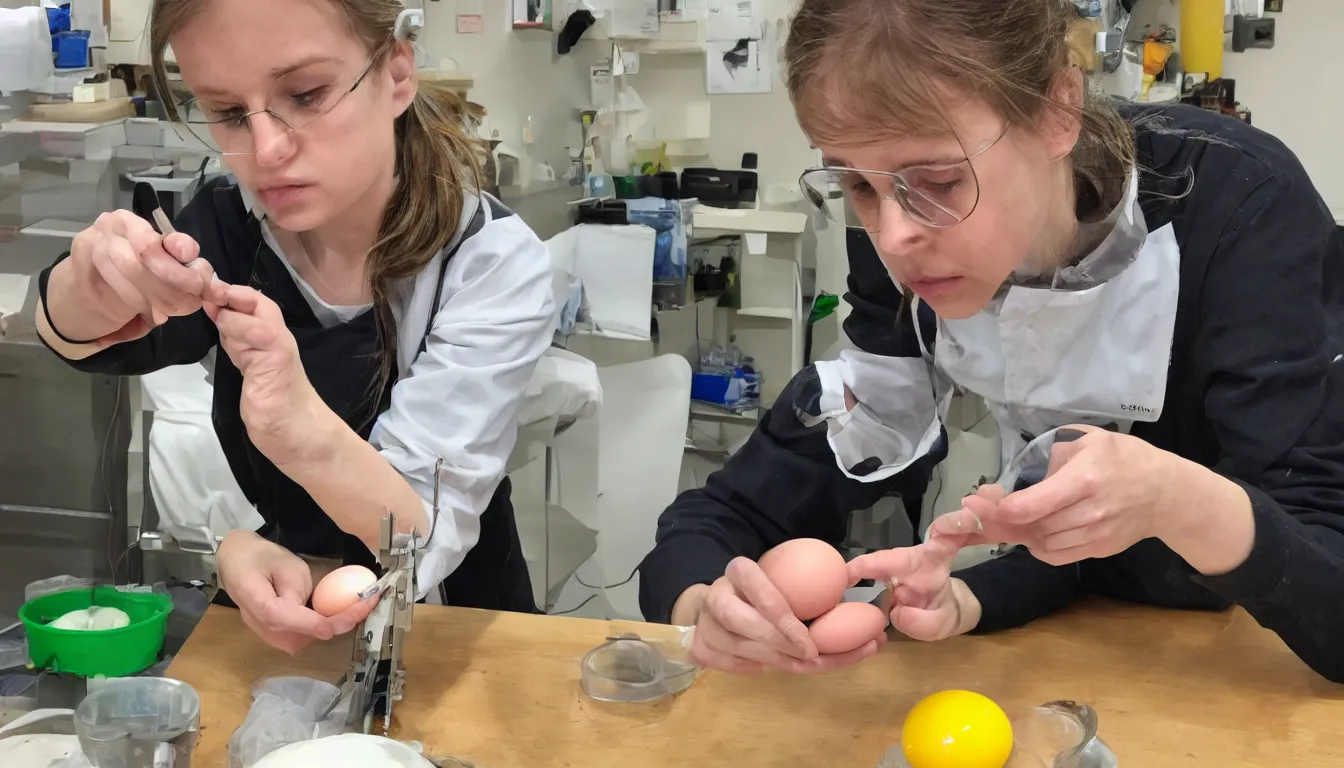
[75,677,200,767]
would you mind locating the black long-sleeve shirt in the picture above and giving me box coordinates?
[639,102,1344,682]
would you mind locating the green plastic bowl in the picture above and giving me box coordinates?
[19,586,174,677]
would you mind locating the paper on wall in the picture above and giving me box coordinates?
[705,0,760,41]
[609,0,659,38]
[685,101,711,139]
[706,37,771,95]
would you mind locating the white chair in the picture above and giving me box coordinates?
[547,354,692,620]
[507,347,602,611]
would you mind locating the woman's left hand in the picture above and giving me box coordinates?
[968,425,1180,566]
[205,284,322,462]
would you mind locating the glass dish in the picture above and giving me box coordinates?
[876,700,1118,768]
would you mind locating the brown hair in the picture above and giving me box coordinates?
[150,0,485,421]
[784,0,1133,222]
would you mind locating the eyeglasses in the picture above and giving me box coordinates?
[173,53,381,157]
[798,125,1010,232]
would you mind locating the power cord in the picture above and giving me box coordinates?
[548,563,641,617]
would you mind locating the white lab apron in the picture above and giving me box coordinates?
[813,171,1181,483]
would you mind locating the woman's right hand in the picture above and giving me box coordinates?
[59,210,214,344]
[216,530,377,655]
[847,508,987,642]
[680,558,884,676]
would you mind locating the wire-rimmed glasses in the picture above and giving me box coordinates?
[171,54,380,156]
[799,125,1010,231]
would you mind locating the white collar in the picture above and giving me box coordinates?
[1006,170,1146,292]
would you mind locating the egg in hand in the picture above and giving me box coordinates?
[757,538,849,621]
[311,565,378,617]
[901,690,1014,768]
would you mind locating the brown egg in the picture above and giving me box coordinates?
[311,565,378,617]
[757,538,849,621]
[808,601,889,655]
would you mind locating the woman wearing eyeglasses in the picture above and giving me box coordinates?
[640,0,1344,682]
[34,0,554,653]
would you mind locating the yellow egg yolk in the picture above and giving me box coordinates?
[901,690,1014,768]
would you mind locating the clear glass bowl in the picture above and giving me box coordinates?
[876,701,1118,768]
[75,677,201,767]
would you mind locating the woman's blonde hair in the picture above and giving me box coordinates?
[784,0,1134,221]
[150,0,485,419]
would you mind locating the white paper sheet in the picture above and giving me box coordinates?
[706,37,771,95]
[610,0,659,38]
[705,0,759,41]
[685,101,711,138]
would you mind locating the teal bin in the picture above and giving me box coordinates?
[19,587,174,677]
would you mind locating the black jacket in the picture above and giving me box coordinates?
[638,102,1344,682]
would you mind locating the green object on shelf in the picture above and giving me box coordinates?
[613,175,642,199]
[20,586,174,678]
[809,293,840,324]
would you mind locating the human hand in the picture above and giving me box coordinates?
[847,509,987,641]
[683,558,884,675]
[967,425,1178,566]
[217,530,377,655]
[67,210,214,345]
[204,285,324,461]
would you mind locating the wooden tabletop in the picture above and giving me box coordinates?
[167,599,1344,767]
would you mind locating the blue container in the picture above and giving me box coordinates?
[691,373,732,404]
[46,7,71,35]
[53,30,90,69]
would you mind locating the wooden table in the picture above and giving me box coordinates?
[167,599,1344,766]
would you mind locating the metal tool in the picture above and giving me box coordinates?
[338,514,421,737]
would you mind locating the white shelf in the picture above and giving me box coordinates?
[736,306,793,320]
[689,402,760,425]
[586,16,704,55]
[693,206,808,235]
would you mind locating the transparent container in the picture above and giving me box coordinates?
[579,630,698,704]
[877,701,1118,768]
[75,677,201,768]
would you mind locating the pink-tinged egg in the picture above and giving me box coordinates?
[311,565,377,617]
[808,601,888,655]
[757,538,849,621]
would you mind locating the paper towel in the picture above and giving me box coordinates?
[0,8,54,95]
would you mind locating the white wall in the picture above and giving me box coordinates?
[417,2,604,176]
[622,3,814,190]
[1219,5,1343,220]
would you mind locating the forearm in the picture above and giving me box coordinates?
[1164,470,1344,681]
[957,547,1083,633]
[38,258,126,349]
[1157,457,1256,576]
[272,404,431,552]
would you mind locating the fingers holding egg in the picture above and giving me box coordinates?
[754,538,890,671]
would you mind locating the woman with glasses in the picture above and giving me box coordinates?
[33,0,554,653]
[640,0,1344,682]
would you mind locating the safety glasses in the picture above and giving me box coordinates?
[799,125,1010,231]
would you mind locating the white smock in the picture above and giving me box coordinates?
[812,172,1180,480]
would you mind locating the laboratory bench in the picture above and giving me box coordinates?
[165,598,1344,767]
